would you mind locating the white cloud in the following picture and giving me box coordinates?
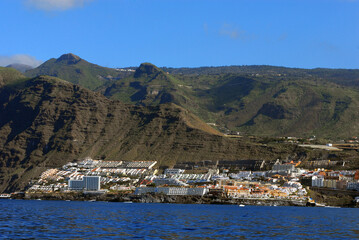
[0,54,43,67]
[219,24,240,39]
[25,0,93,11]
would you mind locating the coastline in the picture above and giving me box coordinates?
[7,186,358,208]
[10,192,317,207]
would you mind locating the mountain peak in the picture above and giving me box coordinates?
[134,62,161,78]
[56,53,81,65]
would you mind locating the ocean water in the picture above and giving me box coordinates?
[0,199,358,239]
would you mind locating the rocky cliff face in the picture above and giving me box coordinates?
[0,76,292,192]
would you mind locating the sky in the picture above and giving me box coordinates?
[0,0,358,69]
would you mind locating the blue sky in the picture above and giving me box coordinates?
[0,0,358,69]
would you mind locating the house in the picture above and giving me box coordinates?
[223,186,239,198]
[312,176,324,187]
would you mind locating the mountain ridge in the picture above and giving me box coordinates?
[6,63,33,73]
[22,53,359,138]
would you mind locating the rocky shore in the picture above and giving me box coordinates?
[13,192,311,207]
[11,188,359,207]
[308,187,359,208]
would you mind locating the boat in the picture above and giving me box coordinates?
[238,204,245,207]
[0,194,11,199]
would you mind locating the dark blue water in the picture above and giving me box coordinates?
[0,200,358,239]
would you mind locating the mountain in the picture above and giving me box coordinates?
[104,63,188,104]
[104,63,213,123]
[24,53,131,90]
[0,75,298,192]
[162,65,359,88]
[22,53,359,138]
[0,67,25,87]
[105,64,359,139]
[6,63,33,73]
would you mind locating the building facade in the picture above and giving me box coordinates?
[69,176,100,191]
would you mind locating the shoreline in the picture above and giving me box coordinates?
[8,192,330,207]
[7,186,358,208]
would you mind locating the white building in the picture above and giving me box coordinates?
[283,181,303,189]
[164,169,185,175]
[272,162,295,172]
[153,178,188,186]
[252,171,267,178]
[135,187,208,196]
[312,176,324,187]
[69,176,101,191]
[229,171,251,179]
[125,161,157,169]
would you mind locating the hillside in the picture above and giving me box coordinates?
[0,75,299,192]
[0,67,25,87]
[162,65,359,88]
[21,53,359,138]
[6,63,33,73]
[104,63,186,104]
[106,64,359,139]
[25,53,131,90]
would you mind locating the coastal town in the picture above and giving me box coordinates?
[7,156,356,207]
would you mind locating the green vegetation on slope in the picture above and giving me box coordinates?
[105,63,359,139]
[19,53,359,139]
[0,67,26,87]
[24,53,130,90]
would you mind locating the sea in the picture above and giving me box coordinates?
[0,199,358,239]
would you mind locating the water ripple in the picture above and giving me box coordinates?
[0,200,358,239]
